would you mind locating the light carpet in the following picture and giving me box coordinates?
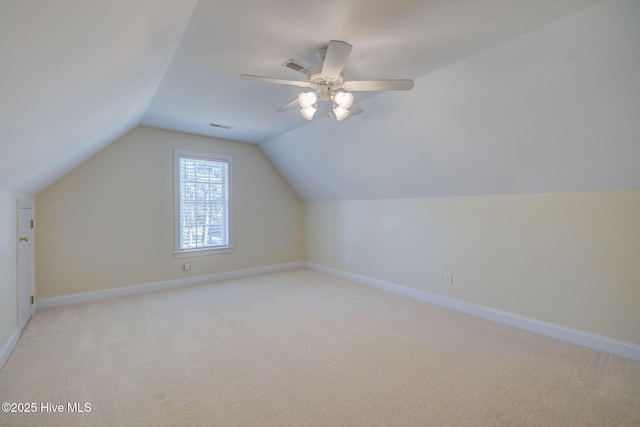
[1,268,639,426]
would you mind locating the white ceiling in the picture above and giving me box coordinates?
[141,0,604,143]
[261,0,640,200]
[0,0,198,194]
[3,0,637,198]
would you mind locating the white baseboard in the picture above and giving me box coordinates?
[37,262,303,309]
[0,327,20,371]
[303,262,640,362]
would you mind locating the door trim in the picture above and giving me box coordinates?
[17,198,35,331]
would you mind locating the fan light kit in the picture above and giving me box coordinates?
[240,40,414,121]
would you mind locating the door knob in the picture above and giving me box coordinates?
[20,236,29,242]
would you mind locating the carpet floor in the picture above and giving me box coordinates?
[1,268,639,426]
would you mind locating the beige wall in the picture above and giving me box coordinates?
[35,127,302,299]
[0,191,18,350]
[25,125,640,349]
[304,190,640,345]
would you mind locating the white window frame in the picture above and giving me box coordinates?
[174,149,233,258]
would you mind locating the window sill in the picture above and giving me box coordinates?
[173,247,235,258]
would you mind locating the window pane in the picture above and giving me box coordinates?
[178,155,229,251]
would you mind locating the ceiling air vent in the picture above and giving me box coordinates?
[209,123,233,130]
[282,59,311,75]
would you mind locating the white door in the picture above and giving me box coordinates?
[18,199,35,331]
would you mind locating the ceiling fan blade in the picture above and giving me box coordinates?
[349,102,363,116]
[239,74,312,88]
[276,99,299,112]
[321,40,352,80]
[342,79,414,92]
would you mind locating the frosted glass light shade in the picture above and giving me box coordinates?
[298,92,318,109]
[301,105,317,120]
[333,105,350,121]
[334,91,353,109]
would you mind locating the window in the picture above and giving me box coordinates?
[174,149,232,257]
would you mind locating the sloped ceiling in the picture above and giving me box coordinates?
[140,0,603,143]
[3,0,638,200]
[261,0,640,200]
[0,0,198,194]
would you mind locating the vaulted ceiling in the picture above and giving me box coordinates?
[1,0,638,199]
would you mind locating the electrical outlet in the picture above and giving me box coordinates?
[346,255,351,264]
[184,261,190,271]
[444,273,452,285]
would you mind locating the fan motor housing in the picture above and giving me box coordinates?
[308,66,344,88]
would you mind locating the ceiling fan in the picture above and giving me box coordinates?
[240,40,414,121]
